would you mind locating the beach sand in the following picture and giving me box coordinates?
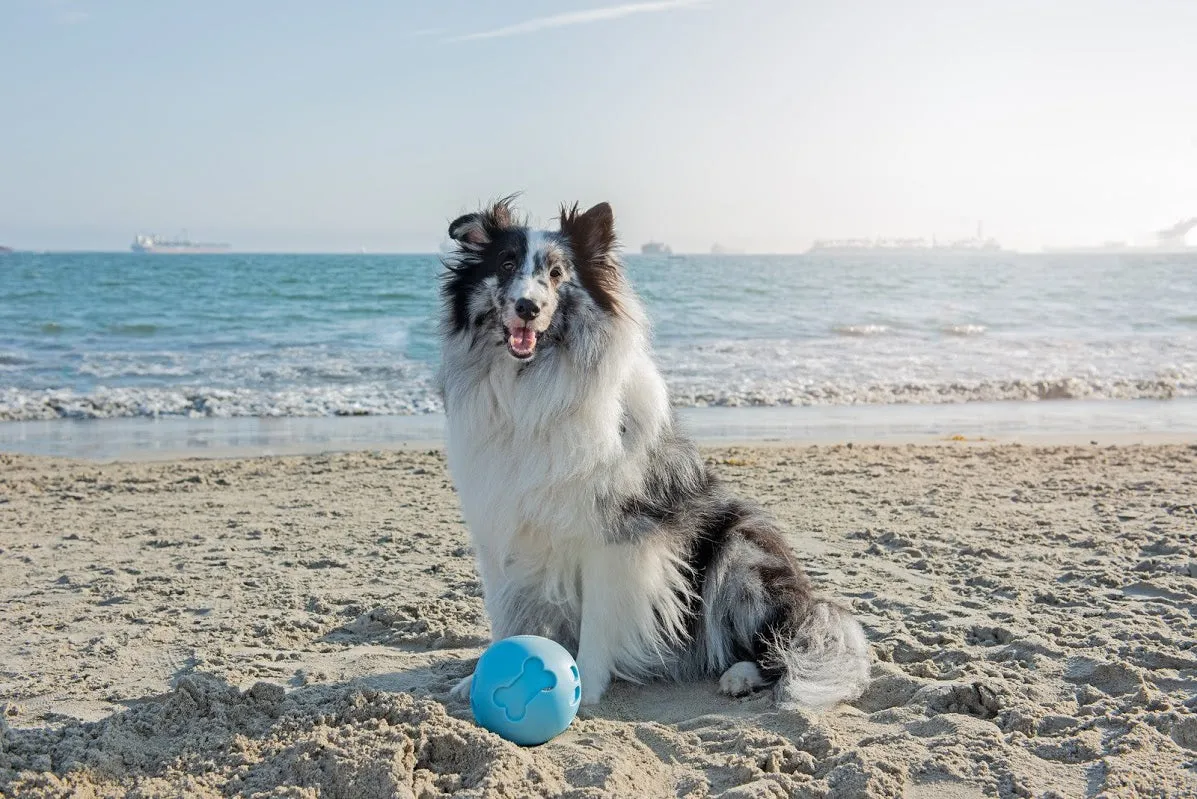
[1,443,1195,797]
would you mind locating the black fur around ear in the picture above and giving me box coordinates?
[448,213,489,247]
[560,201,622,316]
[447,196,518,248]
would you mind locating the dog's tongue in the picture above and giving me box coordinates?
[510,327,536,352]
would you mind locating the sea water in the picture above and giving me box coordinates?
[2,251,1195,427]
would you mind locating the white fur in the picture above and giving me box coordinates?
[719,661,767,697]
[771,601,871,711]
[506,231,554,328]
[442,275,692,704]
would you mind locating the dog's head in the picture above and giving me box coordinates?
[441,197,625,361]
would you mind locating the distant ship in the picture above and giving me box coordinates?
[1043,217,1197,254]
[640,241,672,256]
[710,243,745,255]
[131,233,230,254]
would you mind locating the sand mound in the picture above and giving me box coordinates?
[3,675,558,798]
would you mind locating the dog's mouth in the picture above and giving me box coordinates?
[506,324,538,360]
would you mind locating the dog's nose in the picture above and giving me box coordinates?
[514,298,540,321]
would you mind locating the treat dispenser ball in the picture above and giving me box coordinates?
[469,635,582,746]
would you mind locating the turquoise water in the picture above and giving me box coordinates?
[2,251,1195,421]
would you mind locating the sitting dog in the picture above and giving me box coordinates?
[439,198,869,707]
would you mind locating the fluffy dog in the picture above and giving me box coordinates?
[439,198,869,707]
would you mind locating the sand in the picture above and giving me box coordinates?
[1,442,1196,798]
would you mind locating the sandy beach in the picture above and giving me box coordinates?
[2,442,1196,798]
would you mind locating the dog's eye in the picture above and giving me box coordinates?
[501,261,515,272]
[549,266,563,281]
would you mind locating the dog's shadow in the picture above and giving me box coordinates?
[348,656,479,723]
[315,608,771,728]
[578,676,776,725]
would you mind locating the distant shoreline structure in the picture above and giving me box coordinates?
[1042,217,1196,254]
[1042,243,1197,254]
[808,239,1003,255]
[807,222,1002,255]
[131,233,230,254]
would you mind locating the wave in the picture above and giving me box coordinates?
[833,324,889,337]
[942,324,987,336]
[0,384,441,422]
[69,347,430,383]
[3,374,1193,422]
[77,362,195,379]
[667,376,1193,408]
[833,323,987,337]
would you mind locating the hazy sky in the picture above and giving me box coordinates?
[2,0,1195,252]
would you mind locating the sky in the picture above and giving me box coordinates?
[1,0,1195,253]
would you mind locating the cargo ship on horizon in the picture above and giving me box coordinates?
[131,233,230,254]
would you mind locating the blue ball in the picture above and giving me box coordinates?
[469,635,581,746]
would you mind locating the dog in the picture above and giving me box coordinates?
[438,197,869,707]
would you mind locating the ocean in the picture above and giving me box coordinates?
[2,250,1196,453]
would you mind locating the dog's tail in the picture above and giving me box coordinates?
[767,599,871,711]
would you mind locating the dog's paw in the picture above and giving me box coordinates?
[449,672,474,701]
[577,660,610,706]
[579,685,606,706]
[718,661,766,697]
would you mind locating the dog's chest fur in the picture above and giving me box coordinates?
[442,322,670,590]
[446,346,616,551]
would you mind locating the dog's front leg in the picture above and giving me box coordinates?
[575,546,624,705]
[450,597,516,700]
[451,544,514,700]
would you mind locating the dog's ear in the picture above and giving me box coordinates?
[560,201,622,315]
[560,202,616,263]
[448,200,515,248]
[448,213,490,247]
